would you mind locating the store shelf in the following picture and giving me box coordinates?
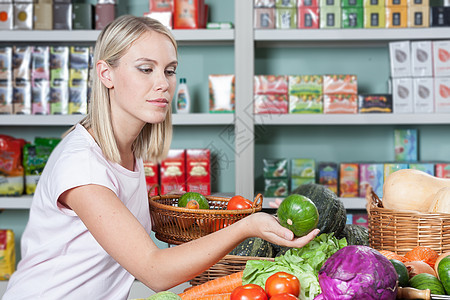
[0,29,234,44]
[0,113,234,126]
[254,113,450,126]
[262,196,366,210]
[255,28,450,43]
[0,196,33,209]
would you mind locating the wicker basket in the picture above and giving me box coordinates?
[367,187,450,255]
[190,254,274,286]
[149,192,263,245]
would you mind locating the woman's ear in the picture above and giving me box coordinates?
[96,60,113,88]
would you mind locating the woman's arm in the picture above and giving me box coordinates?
[60,184,319,292]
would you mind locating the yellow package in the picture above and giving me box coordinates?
[0,229,15,280]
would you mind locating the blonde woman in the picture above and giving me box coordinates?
[3,15,319,300]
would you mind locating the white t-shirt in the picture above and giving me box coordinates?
[3,124,151,300]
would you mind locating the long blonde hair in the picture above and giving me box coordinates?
[68,15,177,164]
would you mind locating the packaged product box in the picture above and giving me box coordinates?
[50,46,69,82]
[264,178,289,197]
[392,77,413,113]
[339,163,359,197]
[434,77,450,113]
[291,158,315,178]
[289,93,323,113]
[407,0,429,5]
[430,7,450,27]
[389,41,411,78]
[13,80,31,114]
[385,6,408,28]
[276,7,297,28]
[254,94,289,114]
[394,129,418,162]
[358,94,393,113]
[0,229,15,280]
[143,161,159,197]
[359,163,384,198]
[0,4,13,30]
[69,46,90,82]
[144,11,173,29]
[276,0,297,7]
[0,135,26,196]
[342,7,364,28]
[186,149,211,195]
[352,213,368,228]
[254,75,288,95]
[323,74,357,94]
[386,0,407,5]
[436,163,450,178]
[318,162,338,194]
[173,0,204,29]
[409,162,435,176]
[297,7,320,28]
[34,2,53,30]
[364,6,386,28]
[413,77,434,113]
[0,81,13,114]
[160,149,186,195]
[206,22,233,30]
[50,79,69,114]
[95,3,114,30]
[53,3,72,30]
[254,8,276,29]
[13,2,33,30]
[411,41,433,77]
[209,74,235,113]
[346,213,353,224]
[255,0,276,7]
[408,6,429,28]
[13,46,31,82]
[72,3,93,30]
[299,0,319,6]
[68,79,88,114]
[289,75,323,95]
[323,94,358,114]
[0,46,12,81]
[320,7,342,28]
[263,158,289,179]
[291,177,315,191]
[150,0,173,11]
[31,79,50,115]
[433,40,450,77]
[319,0,342,7]
[363,0,386,6]
[384,163,408,181]
[31,46,50,82]
[341,0,363,5]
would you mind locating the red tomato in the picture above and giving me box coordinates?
[269,293,299,300]
[265,272,300,298]
[231,284,268,300]
[227,195,253,210]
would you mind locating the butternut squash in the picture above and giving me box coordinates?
[383,169,450,212]
[429,187,450,214]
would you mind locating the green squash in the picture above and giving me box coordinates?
[229,237,274,257]
[292,183,346,237]
[390,259,409,287]
[438,255,450,294]
[337,224,369,246]
[178,192,209,209]
[409,273,446,295]
[277,194,319,237]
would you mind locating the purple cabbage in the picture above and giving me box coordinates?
[314,245,398,300]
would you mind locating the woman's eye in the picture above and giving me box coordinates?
[166,69,176,76]
[139,67,152,74]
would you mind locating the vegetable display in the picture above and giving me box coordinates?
[315,245,398,299]
[277,194,319,237]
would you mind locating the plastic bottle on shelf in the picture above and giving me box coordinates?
[175,78,190,114]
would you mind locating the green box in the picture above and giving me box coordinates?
[319,0,342,7]
[289,94,323,113]
[291,178,315,191]
[320,7,342,28]
[72,3,93,30]
[288,75,323,95]
[342,7,363,28]
[264,179,289,197]
[291,159,316,178]
[341,0,363,6]
[276,0,297,7]
[276,8,297,29]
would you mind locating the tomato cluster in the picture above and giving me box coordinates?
[231,272,300,300]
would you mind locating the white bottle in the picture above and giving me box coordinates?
[175,78,190,113]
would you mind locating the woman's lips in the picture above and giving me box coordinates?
[147,98,168,107]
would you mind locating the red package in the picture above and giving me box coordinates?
[160,149,186,194]
[254,94,288,114]
[298,7,319,29]
[323,94,358,114]
[149,0,173,12]
[186,149,210,195]
[323,74,358,94]
[173,0,205,29]
[143,161,159,197]
[254,75,288,95]
[435,163,450,178]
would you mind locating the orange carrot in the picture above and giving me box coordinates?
[179,271,243,300]
[194,293,231,300]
